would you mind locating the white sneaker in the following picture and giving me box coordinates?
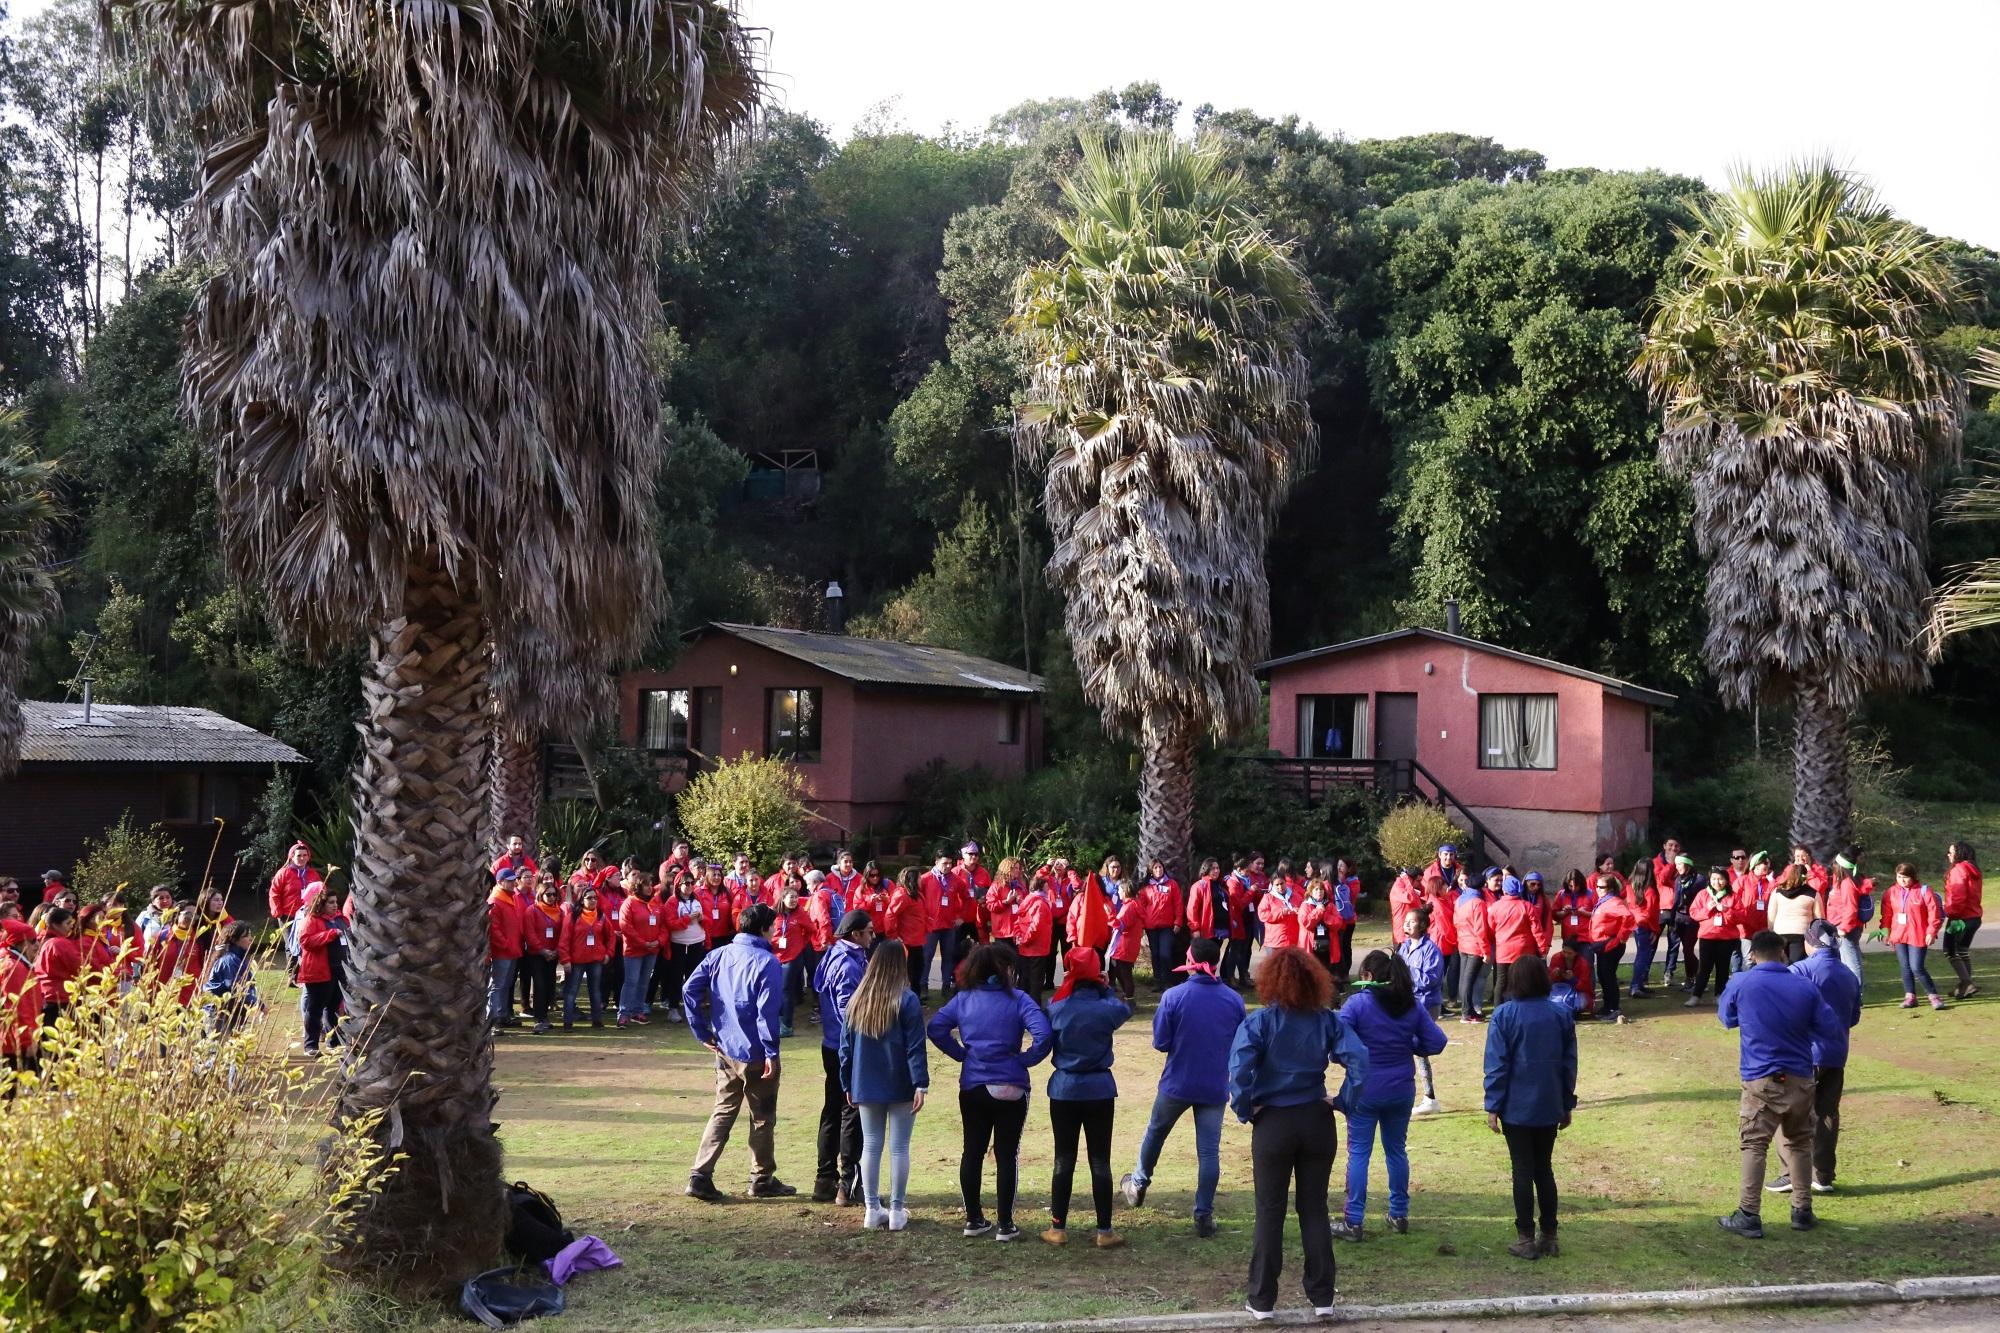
[888,1204,909,1232]
[863,1205,888,1230]
[1245,1304,1274,1323]
[1314,1306,1337,1319]
[1413,1096,1441,1116]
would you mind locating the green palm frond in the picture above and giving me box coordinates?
[1928,347,2000,652]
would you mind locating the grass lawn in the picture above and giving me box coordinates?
[313,920,2000,1331]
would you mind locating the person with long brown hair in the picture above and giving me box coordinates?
[840,939,929,1232]
[1226,948,1368,1321]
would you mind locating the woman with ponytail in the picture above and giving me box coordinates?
[1335,950,1448,1240]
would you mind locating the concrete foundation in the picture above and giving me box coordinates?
[1467,805,1651,876]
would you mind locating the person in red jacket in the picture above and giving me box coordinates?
[661,865,719,1024]
[487,869,528,1031]
[521,878,565,1033]
[1822,852,1871,982]
[889,867,931,995]
[853,861,894,939]
[657,840,694,892]
[296,889,348,1055]
[806,870,842,958]
[985,858,1025,950]
[1452,881,1492,1021]
[1107,880,1145,999]
[492,834,539,881]
[1788,843,1831,900]
[616,871,665,1027]
[918,851,965,1000]
[1141,858,1184,990]
[1589,879,1636,1022]
[1220,858,1256,985]
[1299,878,1334,973]
[773,884,811,1036]
[762,852,802,899]
[956,842,993,950]
[1185,856,1225,937]
[559,885,612,1029]
[1425,871,1458,1010]
[1258,874,1303,951]
[1734,852,1774,968]
[1489,876,1549,1000]
[1388,869,1421,947]
[1685,868,1746,1005]
[144,905,203,1007]
[269,840,322,974]
[1,930,38,1085]
[1625,860,1662,999]
[1015,876,1056,1003]
[825,850,865,906]
[1651,837,1683,902]
[1885,862,1946,1009]
[31,906,81,1031]
[1943,841,1982,999]
[1068,858,1119,960]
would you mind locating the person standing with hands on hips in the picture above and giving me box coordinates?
[1764,919,1861,1198]
[1483,953,1577,1260]
[1716,930,1845,1239]
[683,903,793,1203]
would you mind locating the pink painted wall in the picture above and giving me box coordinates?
[620,631,1041,837]
[1267,636,1654,815]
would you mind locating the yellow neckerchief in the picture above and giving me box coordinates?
[171,924,191,942]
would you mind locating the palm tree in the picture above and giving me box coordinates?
[1927,348,2000,648]
[0,424,61,777]
[123,0,757,1278]
[1634,161,1963,857]
[1013,134,1320,879]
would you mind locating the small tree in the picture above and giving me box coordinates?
[1376,802,1467,873]
[676,754,809,869]
[72,811,186,908]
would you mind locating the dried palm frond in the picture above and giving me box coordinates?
[0,428,61,777]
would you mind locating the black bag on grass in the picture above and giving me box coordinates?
[504,1181,574,1264]
[460,1266,566,1328]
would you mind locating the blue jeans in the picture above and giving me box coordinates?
[1344,1095,1413,1225]
[1837,928,1864,982]
[1148,927,1178,983]
[1130,1093,1224,1217]
[858,1100,916,1209]
[1895,941,1939,997]
[486,957,518,1025]
[619,953,657,1020]
[1661,922,1685,980]
[922,928,959,996]
[1629,927,1657,994]
[782,953,810,1028]
[563,962,605,1022]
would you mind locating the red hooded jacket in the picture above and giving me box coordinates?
[559,906,613,966]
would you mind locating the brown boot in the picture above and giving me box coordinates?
[1538,1230,1560,1258]
[1508,1233,1540,1260]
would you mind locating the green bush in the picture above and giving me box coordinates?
[1194,754,1390,878]
[677,754,810,868]
[955,752,1139,870]
[1376,801,1468,873]
[538,798,622,876]
[1652,725,1917,862]
[0,974,395,1330]
[238,767,300,885]
[71,812,186,909]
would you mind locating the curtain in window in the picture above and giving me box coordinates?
[1296,697,1316,758]
[1481,694,1556,769]
[1350,698,1371,759]
[1519,694,1556,768]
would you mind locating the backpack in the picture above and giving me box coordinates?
[1855,881,1876,926]
[504,1181,574,1264]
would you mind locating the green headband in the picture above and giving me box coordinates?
[1674,855,1694,868]
[1833,854,1857,873]
[1749,850,1770,868]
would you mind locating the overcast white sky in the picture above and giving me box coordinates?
[742,0,2000,248]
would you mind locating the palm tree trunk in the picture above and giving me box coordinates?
[335,556,504,1283]
[1139,718,1196,881]
[486,723,543,851]
[1789,688,1851,861]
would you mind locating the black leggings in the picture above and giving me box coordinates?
[664,939,707,1007]
[906,946,926,994]
[959,1087,1029,1228]
[1049,1097,1115,1230]
[1109,960,1135,1000]
[1501,1122,1559,1236]
[1691,939,1735,998]
[522,956,558,1021]
[1458,955,1488,1017]
[1780,933,1806,964]
[1944,918,1982,959]
[1336,923,1356,984]
[1595,942,1625,1015]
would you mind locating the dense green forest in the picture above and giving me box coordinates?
[4,0,1998,855]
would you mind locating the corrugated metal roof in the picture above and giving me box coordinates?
[19,701,307,766]
[1255,628,1678,709]
[706,624,1045,695]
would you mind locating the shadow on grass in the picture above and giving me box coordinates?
[1833,1167,2000,1197]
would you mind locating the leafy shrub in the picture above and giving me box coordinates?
[901,758,995,840]
[677,754,810,868]
[0,974,395,1330]
[71,811,185,909]
[538,798,622,876]
[291,792,357,882]
[239,767,300,886]
[1377,801,1468,872]
[1652,723,1917,862]
[1194,754,1390,878]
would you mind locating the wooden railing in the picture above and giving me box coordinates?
[1232,754,1511,866]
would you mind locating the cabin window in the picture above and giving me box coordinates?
[999,700,1022,745]
[766,687,823,763]
[641,689,693,751]
[162,771,202,824]
[1478,693,1558,770]
[1296,694,1369,760]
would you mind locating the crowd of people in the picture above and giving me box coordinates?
[0,829,1984,1318]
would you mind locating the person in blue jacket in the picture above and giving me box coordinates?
[927,943,1053,1242]
[1041,946,1131,1247]
[1336,950,1448,1240]
[1765,919,1863,1197]
[1121,937,1247,1237]
[683,903,791,1202]
[813,910,876,1205]
[839,939,929,1232]
[1227,947,1369,1322]
[1483,952,1578,1261]
[1397,905,1445,1115]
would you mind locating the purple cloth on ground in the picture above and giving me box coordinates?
[545,1235,622,1286]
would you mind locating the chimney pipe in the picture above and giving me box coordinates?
[824,581,846,634]
[81,677,93,723]
[1444,599,1461,637]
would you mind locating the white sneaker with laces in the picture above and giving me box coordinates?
[888,1204,909,1231]
[1244,1304,1274,1323]
[1314,1306,1337,1319]
[863,1205,888,1230]
[1413,1096,1441,1116]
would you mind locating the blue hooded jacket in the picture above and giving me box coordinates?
[1153,973,1247,1104]
[1340,987,1448,1106]
[682,933,783,1064]
[927,976,1053,1089]
[1483,996,1578,1126]
[1047,983,1130,1099]
[1226,1005,1370,1123]
[1397,936,1445,1012]
[839,988,929,1104]
[813,939,869,1052]
[1790,948,1862,1069]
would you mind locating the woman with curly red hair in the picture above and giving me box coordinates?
[1227,948,1369,1321]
